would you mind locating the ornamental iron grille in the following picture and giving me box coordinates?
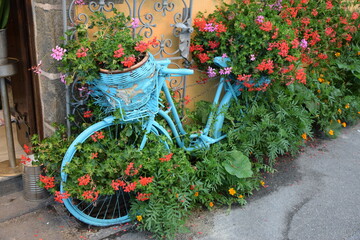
[62,0,194,134]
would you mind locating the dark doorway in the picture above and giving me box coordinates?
[6,0,43,148]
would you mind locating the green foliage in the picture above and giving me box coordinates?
[0,0,10,29]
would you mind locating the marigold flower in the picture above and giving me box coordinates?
[301,133,307,140]
[337,119,341,124]
[345,104,350,109]
[335,52,340,57]
[228,188,236,195]
[328,130,334,135]
[260,180,265,186]
[342,122,347,128]
[209,202,214,207]
[238,195,244,199]
[136,215,143,221]
[194,192,199,197]
[338,109,342,114]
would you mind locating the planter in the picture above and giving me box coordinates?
[91,52,158,120]
[22,156,49,201]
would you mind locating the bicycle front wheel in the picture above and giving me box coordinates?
[60,116,169,226]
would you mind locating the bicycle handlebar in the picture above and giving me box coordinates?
[160,67,194,76]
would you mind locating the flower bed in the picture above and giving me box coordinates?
[30,1,360,239]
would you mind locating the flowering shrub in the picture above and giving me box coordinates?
[191,0,360,92]
[47,8,158,84]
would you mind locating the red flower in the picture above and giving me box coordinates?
[259,21,273,32]
[125,162,141,176]
[90,152,98,159]
[296,68,306,84]
[134,41,149,52]
[124,182,137,192]
[54,191,70,203]
[23,144,32,154]
[285,55,298,62]
[20,155,32,165]
[76,47,89,58]
[78,174,91,186]
[301,17,310,26]
[193,18,207,31]
[256,59,274,74]
[278,41,289,57]
[113,44,124,58]
[83,110,93,118]
[197,53,210,63]
[190,44,204,52]
[91,131,105,142]
[311,9,318,17]
[352,12,359,20]
[317,53,328,60]
[139,176,154,186]
[159,153,174,162]
[326,1,333,10]
[184,95,191,105]
[208,41,220,49]
[325,27,335,37]
[136,193,152,201]
[39,175,55,189]
[121,56,136,68]
[111,179,126,190]
[82,190,99,201]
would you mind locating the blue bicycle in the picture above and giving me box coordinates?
[60,54,263,226]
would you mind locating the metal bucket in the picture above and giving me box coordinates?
[22,165,49,201]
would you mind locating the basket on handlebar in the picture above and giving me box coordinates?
[90,52,159,121]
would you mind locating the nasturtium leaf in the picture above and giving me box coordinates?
[222,150,253,179]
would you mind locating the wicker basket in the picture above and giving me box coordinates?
[91,52,158,120]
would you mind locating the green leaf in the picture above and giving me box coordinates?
[221,150,253,178]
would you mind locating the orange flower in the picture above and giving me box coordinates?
[328,130,334,135]
[194,192,199,197]
[209,202,214,207]
[260,180,265,186]
[345,104,350,109]
[301,133,307,140]
[342,122,347,128]
[238,195,244,199]
[228,188,236,195]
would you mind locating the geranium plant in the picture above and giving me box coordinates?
[48,8,158,84]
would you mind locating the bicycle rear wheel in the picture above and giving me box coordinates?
[60,116,169,226]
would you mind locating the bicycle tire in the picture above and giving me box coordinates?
[60,116,170,226]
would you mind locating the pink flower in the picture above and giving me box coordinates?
[74,0,85,5]
[131,18,140,29]
[30,61,42,74]
[51,46,66,61]
[207,66,217,78]
[60,73,66,84]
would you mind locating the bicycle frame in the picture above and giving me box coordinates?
[152,57,241,151]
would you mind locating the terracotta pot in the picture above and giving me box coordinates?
[99,52,149,74]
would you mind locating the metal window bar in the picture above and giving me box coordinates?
[62,0,193,136]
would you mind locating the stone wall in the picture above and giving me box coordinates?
[32,0,66,137]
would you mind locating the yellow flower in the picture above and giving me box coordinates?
[358,51,360,55]
[136,215,143,222]
[318,77,324,83]
[194,192,199,197]
[238,195,244,199]
[320,74,324,77]
[260,180,265,186]
[228,188,236,195]
[209,202,214,207]
[335,52,341,57]
[338,109,342,114]
[329,130,334,135]
[342,122,347,127]
[317,89,321,93]
[301,133,307,140]
[345,103,350,109]
[337,119,341,124]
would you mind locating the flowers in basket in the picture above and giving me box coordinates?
[36,8,159,85]
[191,0,360,91]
